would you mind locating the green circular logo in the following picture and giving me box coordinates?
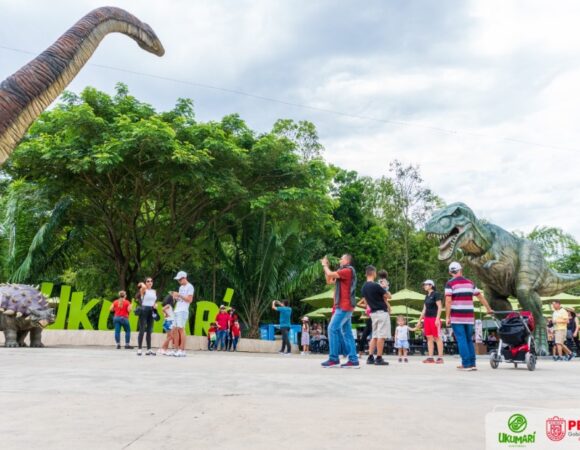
[508,414,528,433]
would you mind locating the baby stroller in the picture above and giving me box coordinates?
[489,311,537,371]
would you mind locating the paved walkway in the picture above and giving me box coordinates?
[0,347,577,449]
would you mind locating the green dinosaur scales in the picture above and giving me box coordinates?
[425,202,580,354]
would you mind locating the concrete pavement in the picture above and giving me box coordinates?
[0,347,578,449]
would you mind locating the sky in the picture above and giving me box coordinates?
[1,0,579,239]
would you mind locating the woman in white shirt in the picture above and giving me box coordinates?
[137,277,158,356]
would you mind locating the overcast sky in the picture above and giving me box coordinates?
[1,0,579,239]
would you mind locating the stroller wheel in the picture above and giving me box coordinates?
[525,352,536,371]
[489,351,499,369]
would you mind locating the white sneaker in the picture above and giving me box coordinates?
[158,349,166,355]
[165,350,176,357]
[137,349,142,356]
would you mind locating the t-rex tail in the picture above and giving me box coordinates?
[538,270,580,296]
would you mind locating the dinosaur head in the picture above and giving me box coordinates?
[26,306,55,328]
[425,202,491,261]
[99,7,165,57]
[133,21,165,57]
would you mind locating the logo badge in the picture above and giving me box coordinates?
[508,414,528,433]
[546,416,566,441]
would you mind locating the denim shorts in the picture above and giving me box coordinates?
[174,311,188,328]
[395,339,409,349]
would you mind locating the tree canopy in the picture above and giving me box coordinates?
[1,83,577,332]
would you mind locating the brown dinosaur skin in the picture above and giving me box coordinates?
[0,6,164,162]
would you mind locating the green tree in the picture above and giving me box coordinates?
[219,214,322,337]
[4,85,334,296]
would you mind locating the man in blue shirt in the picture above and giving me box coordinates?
[272,300,292,354]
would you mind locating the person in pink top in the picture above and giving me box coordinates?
[215,305,231,351]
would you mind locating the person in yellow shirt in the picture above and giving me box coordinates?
[552,300,573,361]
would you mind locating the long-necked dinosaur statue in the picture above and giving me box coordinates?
[0,6,164,162]
[0,7,163,346]
[425,202,580,354]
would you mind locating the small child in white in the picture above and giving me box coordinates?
[159,296,176,356]
[394,315,419,363]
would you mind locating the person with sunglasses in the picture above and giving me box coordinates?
[137,277,158,356]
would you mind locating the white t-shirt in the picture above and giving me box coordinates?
[142,289,157,307]
[395,325,409,341]
[175,282,194,313]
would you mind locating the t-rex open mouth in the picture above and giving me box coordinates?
[427,227,461,260]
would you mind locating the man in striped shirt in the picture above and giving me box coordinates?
[445,262,493,371]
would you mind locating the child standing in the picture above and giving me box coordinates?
[159,295,176,356]
[208,322,218,351]
[230,320,241,351]
[301,317,311,355]
[394,315,419,363]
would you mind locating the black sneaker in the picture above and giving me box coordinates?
[374,357,389,366]
[125,345,134,349]
[116,344,121,350]
[366,355,375,365]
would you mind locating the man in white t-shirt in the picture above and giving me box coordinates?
[171,271,194,357]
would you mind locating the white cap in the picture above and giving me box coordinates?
[174,271,187,280]
[422,279,435,287]
[449,262,462,273]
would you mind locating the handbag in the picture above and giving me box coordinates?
[152,309,161,321]
[134,306,142,316]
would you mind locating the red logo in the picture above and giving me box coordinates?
[546,416,566,441]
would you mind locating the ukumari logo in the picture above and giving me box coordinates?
[498,414,536,445]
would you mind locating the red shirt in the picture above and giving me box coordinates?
[231,323,241,337]
[215,312,231,330]
[337,268,354,312]
[112,299,131,318]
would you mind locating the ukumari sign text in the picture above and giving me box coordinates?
[39,282,233,336]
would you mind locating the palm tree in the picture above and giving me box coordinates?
[219,214,320,337]
[0,180,77,283]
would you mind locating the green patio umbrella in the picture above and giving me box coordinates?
[305,307,333,318]
[389,304,422,317]
[389,289,425,310]
[301,289,335,309]
[541,292,580,305]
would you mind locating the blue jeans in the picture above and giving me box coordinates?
[452,323,475,367]
[216,330,228,350]
[113,316,130,345]
[328,309,358,363]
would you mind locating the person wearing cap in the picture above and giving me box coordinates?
[170,271,194,357]
[551,300,574,361]
[445,262,493,371]
[215,305,231,351]
[418,280,444,364]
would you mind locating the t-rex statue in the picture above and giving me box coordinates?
[0,6,164,162]
[425,202,580,354]
[0,7,163,346]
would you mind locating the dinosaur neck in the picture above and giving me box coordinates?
[0,7,154,163]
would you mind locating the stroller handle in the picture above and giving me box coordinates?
[487,310,522,317]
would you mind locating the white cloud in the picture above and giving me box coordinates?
[0,0,578,239]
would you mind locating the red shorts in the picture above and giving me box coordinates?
[423,317,440,338]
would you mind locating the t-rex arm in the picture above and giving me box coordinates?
[0,6,164,162]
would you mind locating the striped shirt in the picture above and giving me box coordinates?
[444,276,480,325]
